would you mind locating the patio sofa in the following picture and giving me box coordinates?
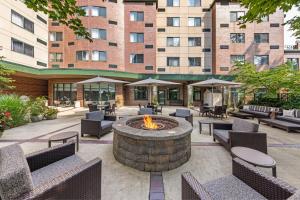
[182,158,298,200]
[213,119,267,153]
[169,109,193,126]
[240,105,281,118]
[0,142,102,200]
[276,109,300,125]
[81,111,116,139]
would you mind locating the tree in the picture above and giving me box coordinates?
[231,61,300,98]
[24,0,91,41]
[0,57,15,91]
[239,0,300,39]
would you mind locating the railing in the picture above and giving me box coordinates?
[284,45,299,50]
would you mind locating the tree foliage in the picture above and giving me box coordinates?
[0,58,15,91]
[24,0,91,41]
[231,62,300,97]
[239,0,300,39]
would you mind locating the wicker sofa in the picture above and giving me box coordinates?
[213,119,267,154]
[276,109,300,125]
[0,142,102,200]
[182,158,298,200]
[240,105,280,118]
[81,111,116,139]
[169,109,193,126]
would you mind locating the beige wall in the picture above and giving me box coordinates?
[0,0,48,68]
[156,0,213,74]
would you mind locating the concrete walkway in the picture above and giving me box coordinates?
[1,106,300,200]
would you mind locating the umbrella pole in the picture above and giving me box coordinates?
[211,85,214,107]
[222,86,224,106]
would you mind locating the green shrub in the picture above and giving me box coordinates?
[248,96,300,109]
[0,94,30,126]
[44,107,58,117]
[30,96,47,117]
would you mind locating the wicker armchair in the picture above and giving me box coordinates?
[169,109,193,126]
[0,142,102,200]
[87,104,100,112]
[81,111,116,139]
[213,119,267,154]
[182,158,298,200]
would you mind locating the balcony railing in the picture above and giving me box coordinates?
[284,45,299,50]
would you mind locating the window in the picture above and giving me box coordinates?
[188,37,201,46]
[130,33,144,43]
[168,88,180,100]
[49,32,63,41]
[92,51,107,61]
[130,54,144,63]
[167,57,180,66]
[287,58,299,70]
[167,17,180,26]
[230,11,245,22]
[91,7,106,17]
[80,6,89,16]
[134,86,148,100]
[91,29,107,40]
[188,0,201,6]
[188,17,201,26]
[84,83,115,102]
[50,53,63,62]
[53,83,77,104]
[76,51,89,61]
[188,57,201,66]
[261,16,269,22]
[167,0,180,7]
[11,10,34,33]
[167,37,180,47]
[37,15,47,24]
[230,33,245,43]
[254,33,269,43]
[130,11,144,21]
[11,38,34,57]
[230,55,245,64]
[193,87,201,101]
[254,55,269,65]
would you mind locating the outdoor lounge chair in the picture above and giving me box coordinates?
[169,109,193,126]
[88,103,100,112]
[213,118,267,153]
[81,111,115,139]
[182,158,298,200]
[138,108,155,115]
[0,142,102,200]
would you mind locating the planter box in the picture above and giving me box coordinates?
[45,114,57,120]
[31,115,43,122]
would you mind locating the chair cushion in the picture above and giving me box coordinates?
[288,190,300,200]
[86,111,104,121]
[0,144,34,200]
[243,105,250,110]
[176,109,190,117]
[277,116,300,124]
[295,109,300,118]
[139,108,153,115]
[214,129,229,143]
[31,155,85,187]
[203,175,266,200]
[232,119,259,132]
[101,120,113,129]
[283,109,295,117]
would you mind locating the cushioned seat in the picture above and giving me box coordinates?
[31,155,85,187]
[213,129,229,143]
[176,109,190,117]
[277,116,300,125]
[86,111,104,121]
[101,120,113,129]
[203,175,267,200]
[138,108,154,115]
[232,118,259,132]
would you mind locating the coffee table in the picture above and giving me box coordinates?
[229,111,254,119]
[48,131,79,151]
[198,120,227,135]
[231,146,277,177]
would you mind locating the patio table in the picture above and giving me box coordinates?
[231,146,277,177]
[48,131,79,151]
[198,119,227,135]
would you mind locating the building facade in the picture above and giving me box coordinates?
[284,41,300,71]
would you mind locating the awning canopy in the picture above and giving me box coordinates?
[190,78,240,87]
[76,76,129,84]
[127,77,180,86]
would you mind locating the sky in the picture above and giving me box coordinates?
[284,7,299,45]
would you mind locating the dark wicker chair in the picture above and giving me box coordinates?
[169,109,193,126]
[155,105,163,115]
[0,142,102,200]
[87,103,99,112]
[213,119,267,153]
[182,158,298,200]
[199,105,210,117]
[210,106,224,119]
[107,103,116,115]
[81,111,116,139]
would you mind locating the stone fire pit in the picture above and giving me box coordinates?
[112,115,192,171]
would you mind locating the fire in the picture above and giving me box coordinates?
[143,115,158,129]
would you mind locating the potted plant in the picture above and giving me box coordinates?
[44,107,59,120]
[0,111,13,137]
[30,97,47,122]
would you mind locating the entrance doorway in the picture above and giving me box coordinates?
[158,90,166,105]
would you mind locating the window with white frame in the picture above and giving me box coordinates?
[130,33,144,43]
[167,57,180,66]
[167,17,180,27]
[130,11,144,21]
[188,0,201,7]
[50,53,63,62]
[91,29,107,40]
[188,57,201,66]
[230,33,245,43]
[130,54,144,63]
[91,6,106,17]
[167,37,180,47]
[76,51,89,61]
[230,55,245,64]
[188,37,201,46]
[49,32,63,41]
[230,11,245,22]
[167,0,180,7]
[287,58,299,70]
[11,10,34,33]
[188,17,201,27]
[254,33,269,43]
[80,6,89,16]
[92,51,107,61]
[11,38,34,57]
[254,55,269,65]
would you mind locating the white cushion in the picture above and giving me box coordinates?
[243,105,250,110]
[283,109,295,118]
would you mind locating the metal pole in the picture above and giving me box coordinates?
[211,85,214,106]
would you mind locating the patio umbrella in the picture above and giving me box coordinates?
[190,78,240,106]
[76,76,129,103]
[127,77,180,104]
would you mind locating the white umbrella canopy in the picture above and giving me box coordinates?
[127,78,180,103]
[76,76,129,84]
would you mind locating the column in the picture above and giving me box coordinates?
[187,85,193,108]
[152,85,158,104]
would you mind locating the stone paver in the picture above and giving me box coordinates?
[1,106,300,200]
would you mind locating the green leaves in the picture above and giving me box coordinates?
[0,62,15,91]
[24,0,92,41]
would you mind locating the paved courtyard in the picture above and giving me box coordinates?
[1,106,300,200]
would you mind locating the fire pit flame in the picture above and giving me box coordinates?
[143,115,158,129]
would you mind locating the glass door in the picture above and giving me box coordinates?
[158,90,166,105]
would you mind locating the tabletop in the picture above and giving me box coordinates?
[49,131,79,141]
